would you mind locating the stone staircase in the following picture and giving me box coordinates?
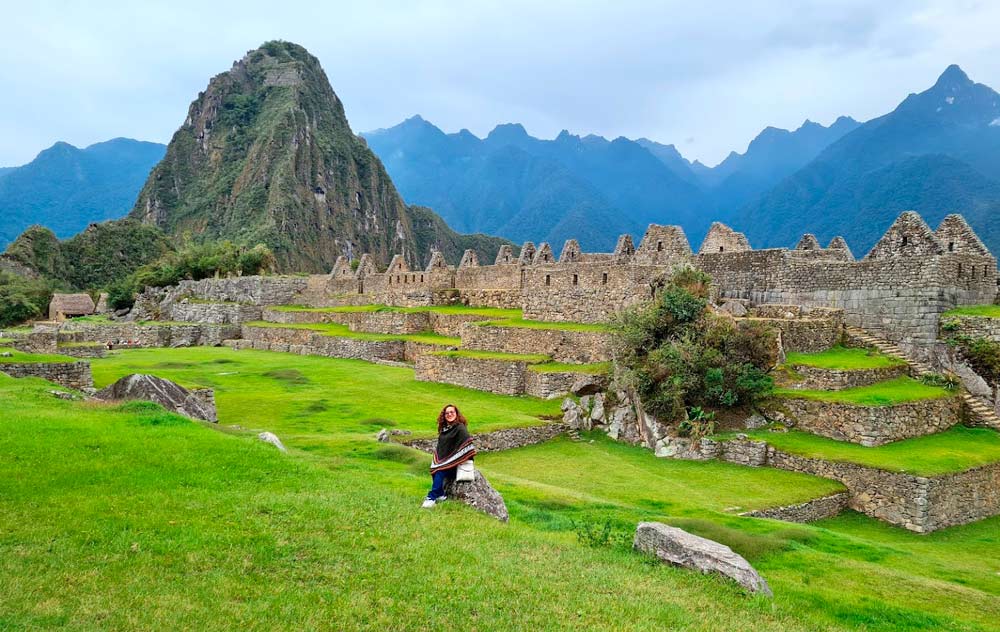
[844,327,935,376]
[846,326,1000,430]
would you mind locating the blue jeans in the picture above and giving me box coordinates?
[427,469,455,500]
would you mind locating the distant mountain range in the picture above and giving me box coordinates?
[737,65,1000,255]
[0,139,166,249]
[363,112,861,250]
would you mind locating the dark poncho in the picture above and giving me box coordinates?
[430,423,476,473]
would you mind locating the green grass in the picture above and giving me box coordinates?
[943,304,1000,318]
[244,321,461,346]
[271,303,523,318]
[529,361,612,374]
[67,314,114,324]
[474,317,611,333]
[4,349,1000,629]
[430,349,551,363]
[90,347,558,439]
[775,377,952,406]
[733,427,1000,476]
[0,347,78,364]
[784,346,905,370]
[0,338,13,345]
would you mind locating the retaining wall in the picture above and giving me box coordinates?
[238,325,406,363]
[785,364,908,390]
[414,354,527,395]
[777,395,964,446]
[460,324,612,363]
[742,493,850,523]
[405,422,568,453]
[170,302,262,324]
[0,361,93,390]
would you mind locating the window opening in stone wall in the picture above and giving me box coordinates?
[602,272,608,285]
[657,241,663,252]
[420,274,424,282]
[972,266,976,279]
[719,246,724,252]
[949,242,955,252]
[396,275,400,283]
[388,277,392,285]
[902,236,908,246]
[958,263,962,278]
[545,275,551,286]
[572,274,578,285]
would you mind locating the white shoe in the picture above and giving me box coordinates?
[421,499,436,509]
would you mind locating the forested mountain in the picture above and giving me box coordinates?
[0,139,166,249]
[365,115,857,250]
[736,65,1000,255]
[129,41,506,272]
[364,118,713,250]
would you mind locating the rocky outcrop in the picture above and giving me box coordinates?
[633,522,772,597]
[96,374,217,422]
[444,470,509,522]
[257,432,288,452]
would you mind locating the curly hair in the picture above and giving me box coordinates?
[437,403,468,433]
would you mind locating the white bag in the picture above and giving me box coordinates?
[456,460,475,482]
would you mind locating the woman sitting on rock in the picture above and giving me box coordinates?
[422,404,476,508]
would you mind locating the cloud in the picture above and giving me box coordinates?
[0,0,998,166]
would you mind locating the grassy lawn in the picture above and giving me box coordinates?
[474,318,611,332]
[90,347,558,440]
[942,304,1000,318]
[529,361,612,374]
[271,304,523,318]
[784,345,905,370]
[0,347,78,364]
[4,348,1000,629]
[775,376,952,406]
[245,321,461,346]
[431,349,551,363]
[731,427,1000,476]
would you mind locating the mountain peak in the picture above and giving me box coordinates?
[933,64,972,91]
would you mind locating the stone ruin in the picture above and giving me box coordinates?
[309,211,996,355]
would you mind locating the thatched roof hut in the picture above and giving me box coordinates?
[49,293,96,320]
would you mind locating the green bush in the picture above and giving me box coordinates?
[613,267,776,425]
[951,334,1000,383]
[0,272,53,327]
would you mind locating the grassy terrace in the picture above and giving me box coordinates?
[784,345,905,370]
[529,361,612,374]
[430,349,551,364]
[775,376,952,406]
[731,427,1000,476]
[4,349,1000,629]
[942,304,1000,318]
[0,347,78,364]
[245,321,461,346]
[271,303,523,319]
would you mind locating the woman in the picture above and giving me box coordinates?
[422,404,476,508]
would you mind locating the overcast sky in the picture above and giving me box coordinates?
[2,0,999,168]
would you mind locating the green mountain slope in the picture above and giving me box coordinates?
[130,41,505,272]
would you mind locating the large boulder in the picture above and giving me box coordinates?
[96,374,217,422]
[444,470,509,522]
[633,522,772,597]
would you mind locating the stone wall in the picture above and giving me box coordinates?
[944,314,1000,343]
[776,395,964,446]
[59,323,241,348]
[170,302,263,324]
[414,353,527,395]
[459,323,612,363]
[925,463,1000,531]
[0,361,93,390]
[742,492,849,523]
[404,422,568,453]
[525,370,584,399]
[238,325,406,363]
[784,364,908,390]
[745,316,843,353]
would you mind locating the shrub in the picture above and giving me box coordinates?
[950,334,1000,383]
[612,268,775,427]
